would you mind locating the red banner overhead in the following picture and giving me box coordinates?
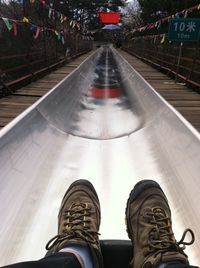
[99,12,120,24]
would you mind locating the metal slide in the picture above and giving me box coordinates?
[0,46,199,266]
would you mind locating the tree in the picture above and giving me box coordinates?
[121,0,142,40]
[122,0,141,26]
[52,0,127,30]
[138,0,200,24]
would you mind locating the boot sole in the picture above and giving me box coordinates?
[125,180,166,239]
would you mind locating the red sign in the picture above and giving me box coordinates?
[99,12,120,24]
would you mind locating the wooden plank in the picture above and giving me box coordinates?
[169,101,200,107]
[0,118,13,126]
[0,94,41,104]
[0,50,199,133]
[120,50,200,132]
[39,74,65,80]
[0,52,92,128]
[25,83,56,88]
[13,93,44,97]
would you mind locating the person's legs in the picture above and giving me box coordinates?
[2,252,81,268]
[125,180,197,268]
[1,179,103,268]
[158,263,198,268]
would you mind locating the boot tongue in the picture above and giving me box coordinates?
[71,202,86,210]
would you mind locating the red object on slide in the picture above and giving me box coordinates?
[99,12,120,24]
[90,87,122,99]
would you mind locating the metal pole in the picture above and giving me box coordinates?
[175,42,183,83]
[186,44,199,84]
[41,7,47,68]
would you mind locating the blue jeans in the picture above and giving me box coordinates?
[1,253,198,268]
[1,253,81,268]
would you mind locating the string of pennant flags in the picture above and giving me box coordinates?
[130,33,168,44]
[0,15,92,43]
[14,0,68,24]
[0,0,89,43]
[133,3,200,34]
[30,0,67,24]
[1,16,66,43]
[30,0,82,30]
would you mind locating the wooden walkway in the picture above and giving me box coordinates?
[0,54,91,128]
[0,49,200,132]
[120,50,200,132]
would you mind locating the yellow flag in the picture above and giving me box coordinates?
[184,10,188,18]
[22,17,29,23]
[160,34,165,44]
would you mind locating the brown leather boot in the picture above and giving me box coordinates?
[46,179,103,268]
[125,180,195,268]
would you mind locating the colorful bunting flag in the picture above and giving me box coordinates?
[56,11,59,18]
[40,0,45,6]
[52,9,55,20]
[157,21,161,29]
[175,12,180,18]
[22,17,29,23]
[184,10,188,18]
[1,13,74,46]
[60,14,64,23]
[34,27,40,39]
[134,4,200,35]
[48,8,52,19]
[57,32,61,40]
[2,17,12,31]
[160,34,165,44]
[13,21,17,36]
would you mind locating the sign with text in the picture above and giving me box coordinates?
[168,18,200,42]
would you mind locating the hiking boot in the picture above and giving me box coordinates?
[125,180,195,268]
[46,179,103,268]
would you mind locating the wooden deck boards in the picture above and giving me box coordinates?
[0,50,199,132]
[0,53,91,128]
[120,50,200,132]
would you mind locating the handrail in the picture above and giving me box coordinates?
[0,52,43,60]
[123,47,200,90]
[123,39,200,91]
[0,48,91,98]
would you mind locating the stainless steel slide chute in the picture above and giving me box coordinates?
[0,46,199,266]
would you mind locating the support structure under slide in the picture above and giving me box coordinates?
[0,46,199,266]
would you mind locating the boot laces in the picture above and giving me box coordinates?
[145,207,195,253]
[46,202,100,250]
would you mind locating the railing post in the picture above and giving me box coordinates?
[186,44,199,85]
[175,42,183,83]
